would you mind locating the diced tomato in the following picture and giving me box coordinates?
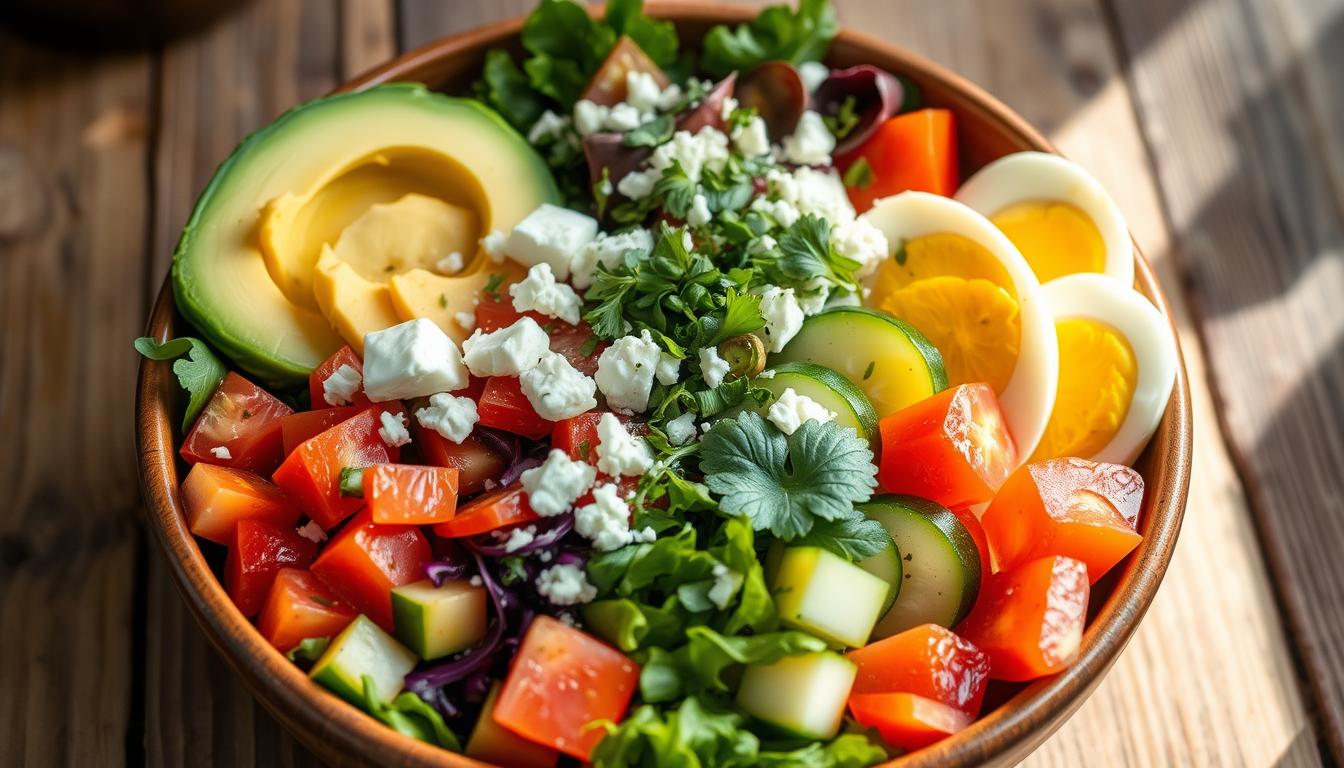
[848,692,974,751]
[494,616,640,760]
[279,406,360,456]
[838,108,958,213]
[575,474,640,509]
[878,384,1017,509]
[225,519,318,617]
[363,463,460,525]
[475,293,605,375]
[956,555,1090,681]
[308,345,370,409]
[413,424,508,496]
[181,462,299,545]
[467,683,560,768]
[309,510,431,632]
[550,412,647,465]
[257,568,356,653]
[474,292,524,333]
[949,506,993,578]
[580,36,669,107]
[847,624,990,717]
[181,372,293,473]
[982,458,1144,581]
[271,404,404,530]
[477,376,552,440]
[433,485,541,538]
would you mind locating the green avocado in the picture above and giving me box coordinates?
[172,84,559,387]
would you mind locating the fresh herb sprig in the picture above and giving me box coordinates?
[134,335,226,431]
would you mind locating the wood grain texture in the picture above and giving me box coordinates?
[0,32,149,768]
[1109,0,1344,761]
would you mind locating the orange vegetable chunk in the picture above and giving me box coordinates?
[182,462,299,545]
[433,484,541,538]
[466,683,560,768]
[840,109,958,213]
[363,463,459,525]
[309,510,430,632]
[257,568,356,653]
[847,623,990,717]
[982,458,1143,581]
[848,692,973,751]
[956,555,1090,681]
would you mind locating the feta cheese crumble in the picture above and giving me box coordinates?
[210,446,232,460]
[698,346,731,388]
[454,311,476,332]
[625,70,663,113]
[708,563,744,609]
[504,204,598,280]
[733,115,771,157]
[509,263,583,325]
[799,61,831,92]
[656,353,681,386]
[574,482,644,551]
[571,227,654,290]
[665,411,697,446]
[536,562,597,605]
[519,352,598,421]
[461,317,550,377]
[321,364,362,406]
[520,449,597,517]
[378,410,412,447]
[757,285,805,353]
[502,525,536,554]
[766,387,838,435]
[296,520,327,544]
[781,110,836,166]
[618,127,731,200]
[362,318,469,401]
[832,217,891,279]
[481,230,507,263]
[687,193,712,227]
[594,412,653,477]
[435,251,464,275]
[595,330,662,412]
[415,393,479,444]
[527,110,571,143]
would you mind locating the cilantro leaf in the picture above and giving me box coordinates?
[653,161,697,219]
[771,214,861,291]
[135,335,226,431]
[797,515,892,561]
[360,677,462,751]
[700,0,839,77]
[700,412,877,539]
[702,288,764,346]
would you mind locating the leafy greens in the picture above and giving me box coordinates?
[134,335,225,431]
[700,0,839,77]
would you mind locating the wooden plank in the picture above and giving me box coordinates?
[0,34,150,768]
[830,0,1319,765]
[1109,0,1344,761]
[396,0,537,50]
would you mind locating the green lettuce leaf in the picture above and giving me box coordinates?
[700,0,839,77]
[134,335,226,431]
[359,677,462,751]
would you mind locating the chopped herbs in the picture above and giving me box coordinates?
[843,156,874,189]
[134,336,226,431]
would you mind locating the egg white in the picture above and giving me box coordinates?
[1042,274,1177,464]
[954,152,1134,287]
[861,192,1058,465]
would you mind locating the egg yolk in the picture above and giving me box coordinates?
[873,233,1017,296]
[991,201,1105,284]
[1031,318,1138,461]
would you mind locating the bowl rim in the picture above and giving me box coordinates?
[135,3,1193,766]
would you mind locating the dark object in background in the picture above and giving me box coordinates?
[0,0,249,51]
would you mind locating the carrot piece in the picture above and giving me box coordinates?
[848,692,973,751]
[840,109,958,213]
[363,463,460,525]
[847,624,990,716]
[182,462,299,546]
[257,568,356,653]
[433,485,541,539]
[309,510,430,633]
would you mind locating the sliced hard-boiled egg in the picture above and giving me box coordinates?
[1033,273,1177,465]
[862,191,1058,462]
[954,152,1133,286]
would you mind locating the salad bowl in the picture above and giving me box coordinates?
[136,3,1193,766]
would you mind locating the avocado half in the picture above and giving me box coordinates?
[172,84,559,387]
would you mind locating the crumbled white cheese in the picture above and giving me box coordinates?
[378,410,412,447]
[687,193,712,227]
[698,346,731,389]
[594,412,653,477]
[618,128,731,200]
[505,203,598,280]
[799,61,831,92]
[454,311,476,332]
[708,563,744,609]
[469,575,484,587]
[631,526,657,544]
[574,482,637,551]
[210,446,232,460]
[766,387,837,435]
[749,196,801,228]
[756,285,805,353]
[435,251,464,275]
[536,562,597,605]
[656,353,681,386]
[509,263,583,325]
[415,393,479,444]
[481,230,507,263]
[625,71,664,113]
[321,364,363,406]
[768,166,855,224]
[527,109,571,143]
[571,226,655,290]
[666,411,697,446]
[831,217,891,279]
[296,520,327,544]
[461,317,550,377]
[607,102,643,131]
[796,276,831,316]
[519,351,598,421]
[733,115,771,158]
[617,168,658,200]
[362,318,469,401]
[521,448,598,517]
[595,330,662,412]
[720,96,740,122]
[781,110,836,166]
[573,99,610,136]
[502,525,537,554]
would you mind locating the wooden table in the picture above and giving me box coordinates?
[1,0,1339,765]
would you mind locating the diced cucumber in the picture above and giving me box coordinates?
[774,307,947,418]
[736,651,857,740]
[759,362,879,441]
[771,546,890,648]
[861,496,982,638]
[856,535,902,617]
[466,682,559,768]
[310,614,418,707]
[391,578,488,661]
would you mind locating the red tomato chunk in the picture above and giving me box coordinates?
[226,518,318,617]
[847,623,990,717]
[257,568,356,653]
[413,423,508,496]
[838,108,958,214]
[848,692,973,751]
[181,371,293,473]
[363,463,460,525]
[477,376,552,440]
[310,510,430,633]
[278,406,360,457]
[433,484,540,538]
[308,344,370,408]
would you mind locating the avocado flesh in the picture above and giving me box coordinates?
[172,84,560,387]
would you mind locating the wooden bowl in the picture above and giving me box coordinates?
[136,3,1193,766]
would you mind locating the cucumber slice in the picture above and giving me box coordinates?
[856,535,901,617]
[737,651,857,740]
[759,362,879,441]
[771,546,891,648]
[310,614,418,707]
[391,578,489,660]
[861,495,981,638]
[774,307,947,418]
